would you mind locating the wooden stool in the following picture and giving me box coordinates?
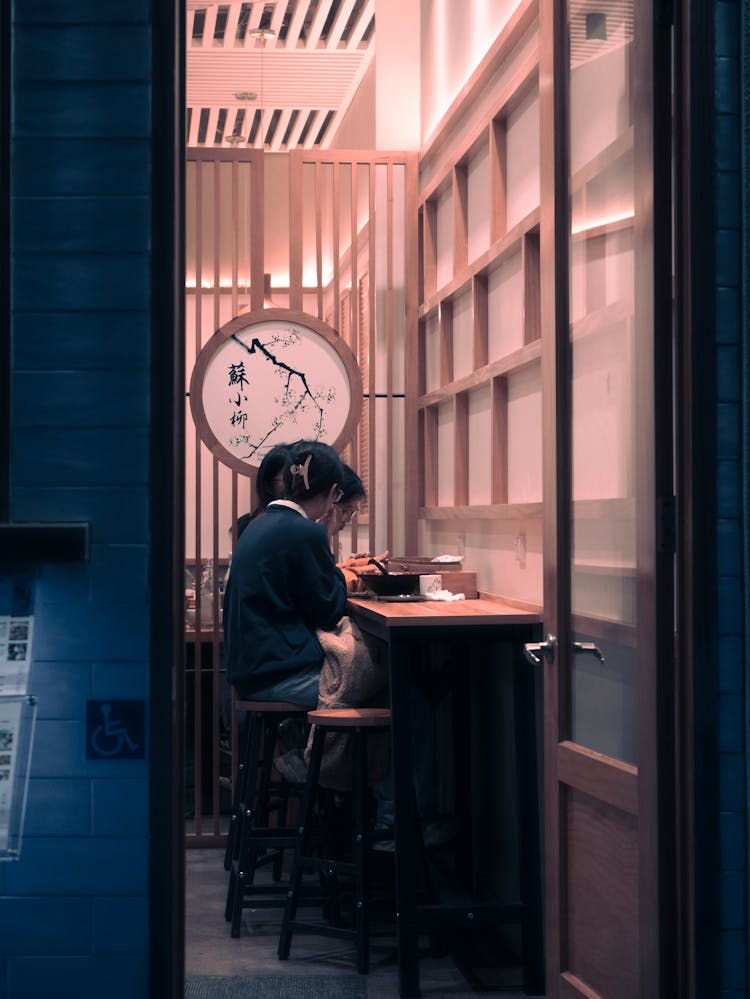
[277,707,392,974]
[224,699,309,938]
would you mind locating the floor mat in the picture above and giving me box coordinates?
[185,974,368,998]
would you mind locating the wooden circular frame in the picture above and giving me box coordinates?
[189,307,363,477]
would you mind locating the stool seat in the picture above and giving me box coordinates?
[237,699,309,714]
[308,707,391,727]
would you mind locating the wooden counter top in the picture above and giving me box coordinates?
[346,594,541,629]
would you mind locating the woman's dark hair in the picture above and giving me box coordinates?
[283,441,344,502]
[236,444,294,537]
[338,465,366,504]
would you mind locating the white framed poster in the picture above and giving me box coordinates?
[189,308,362,477]
[0,694,37,860]
[0,573,34,696]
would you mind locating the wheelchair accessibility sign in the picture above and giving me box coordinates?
[86,700,145,760]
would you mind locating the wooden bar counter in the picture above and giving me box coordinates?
[346,594,544,997]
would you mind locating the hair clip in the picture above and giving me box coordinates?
[289,453,312,490]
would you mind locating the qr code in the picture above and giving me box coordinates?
[0,769,9,781]
[0,622,7,639]
[7,643,27,661]
[0,730,14,751]
[9,623,28,641]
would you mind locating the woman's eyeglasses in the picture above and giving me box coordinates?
[336,501,360,524]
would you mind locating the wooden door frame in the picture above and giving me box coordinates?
[539,0,682,994]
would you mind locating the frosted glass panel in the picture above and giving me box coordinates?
[437,402,455,506]
[506,89,540,228]
[453,291,473,381]
[424,314,441,392]
[507,363,542,503]
[467,142,491,263]
[488,253,524,360]
[436,187,454,290]
[468,385,492,505]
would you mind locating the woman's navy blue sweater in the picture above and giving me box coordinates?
[222,504,347,694]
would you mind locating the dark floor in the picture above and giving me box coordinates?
[185,847,534,997]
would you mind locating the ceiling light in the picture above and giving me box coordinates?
[249,27,276,40]
[235,91,258,102]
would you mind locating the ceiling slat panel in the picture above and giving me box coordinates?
[306,0,331,49]
[223,2,243,46]
[327,0,357,48]
[268,0,287,47]
[346,0,373,48]
[204,106,221,145]
[286,0,312,49]
[287,106,314,147]
[201,3,221,45]
[247,2,264,32]
[269,108,293,151]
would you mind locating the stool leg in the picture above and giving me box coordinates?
[352,727,370,975]
[278,725,325,961]
[224,710,253,871]
[228,711,265,937]
[243,716,281,887]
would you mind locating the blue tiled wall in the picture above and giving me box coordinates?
[714,0,748,994]
[2,1,152,996]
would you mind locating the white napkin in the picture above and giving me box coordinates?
[424,589,465,601]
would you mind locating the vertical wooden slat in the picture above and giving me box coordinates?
[333,162,341,330]
[250,155,265,311]
[523,229,542,344]
[584,231,606,316]
[349,163,361,553]
[473,273,489,369]
[213,162,221,330]
[193,160,204,838]
[315,162,324,319]
[439,299,454,386]
[490,116,508,243]
[231,161,239,316]
[211,456,220,831]
[423,199,438,300]
[453,163,469,275]
[424,405,438,508]
[492,375,509,504]
[404,154,421,553]
[289,150,303,310]
[455,392,469,506]
[368,163,377,554]
[386,162,394,554]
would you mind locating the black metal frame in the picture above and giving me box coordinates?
[149,1,186,996]
[1,0,10,522]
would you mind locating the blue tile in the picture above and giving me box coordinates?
[92,779,149,836]
[88,545,149,603]
[5,838,148,895]
[32,720,148,779]
[25,660,90,719]
[0,897,90,953]
[13,140,151,196]
[14,0,149,22]
[715,115,740,172]
[35,562,91,606]
[715,3,740,59]
[11,487,149,545]
[91,662,149,700]
[13,197,150,254]
[15,27,150,82]
[721,930,747,991]
[717,519,742,576]
[717,403,740,460]
[92,897,149,955]
[13,254,150,311]
[13,83,150,139]
[12,371,150,427]
[719,635,744,693]
[12,428,149,487]
[716,172,741,230]
[716,285,740,341]
[719,694,744,752]
[31,601,149,663]
[722,992,748,999]
[7,956,148,999]
[718,577,743,636]
[715,58,740,115]
[716,229,741,287]
[717,461,740,518]
[720,753,747,812]
[23,779,90,836]
[721,811,746,869]
[12,312,149,370]
[717,345,740,401]
[721,872,745,928]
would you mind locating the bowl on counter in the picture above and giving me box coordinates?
[360,571,421,598]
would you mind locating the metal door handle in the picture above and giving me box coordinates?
[524,634,557,666]
[573,641,606,664]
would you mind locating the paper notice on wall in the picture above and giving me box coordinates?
[0,575,35,696]
[0,698,23,853]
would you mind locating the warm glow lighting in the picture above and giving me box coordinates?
[571,211,634,236]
